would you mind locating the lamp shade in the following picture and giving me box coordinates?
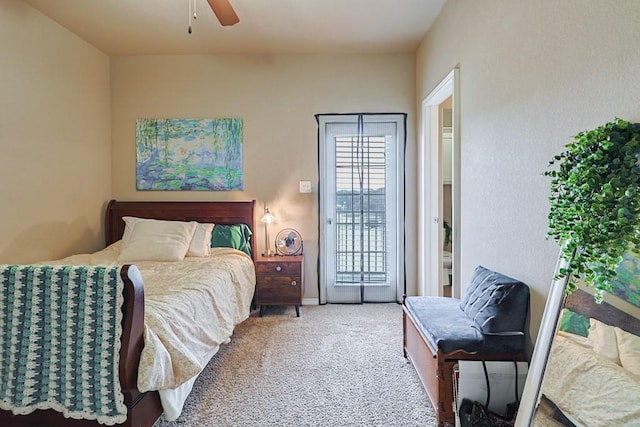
[261,208,275,224]
[261,206,276,257]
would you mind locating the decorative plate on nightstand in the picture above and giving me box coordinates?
[275,228,303,255]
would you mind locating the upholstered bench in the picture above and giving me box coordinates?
[402,266,530,426]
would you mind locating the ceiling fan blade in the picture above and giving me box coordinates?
[206,0,240,26]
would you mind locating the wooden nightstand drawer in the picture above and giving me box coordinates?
[256,261,301,276]
[256,276,301,302]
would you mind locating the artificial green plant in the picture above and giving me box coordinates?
[545,119,640,301]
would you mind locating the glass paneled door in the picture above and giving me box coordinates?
[317,114,406,303]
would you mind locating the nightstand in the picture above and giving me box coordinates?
[255,255,304,317]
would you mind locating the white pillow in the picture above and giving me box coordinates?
[118,218,197,262]
[186,223,214,257]
[121,216,143,244]
[587,318,620,365]
[614,326,640,376]
[557,330,591,348]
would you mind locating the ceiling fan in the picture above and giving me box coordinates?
[206,0,239,26]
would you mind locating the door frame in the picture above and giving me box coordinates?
[317,113,406,304]
[418,68,460,297]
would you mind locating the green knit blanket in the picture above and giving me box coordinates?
[0,265,127,425]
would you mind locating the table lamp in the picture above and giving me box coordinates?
[261,206,276,256]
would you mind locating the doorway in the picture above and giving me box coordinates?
[317,113,406,304]
[418,68,460,298]
[441,102,453,296]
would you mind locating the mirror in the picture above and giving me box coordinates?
[516,251,640,426]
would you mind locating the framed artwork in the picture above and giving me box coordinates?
[135,118,243,191]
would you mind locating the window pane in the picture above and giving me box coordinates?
[335,136,387,284]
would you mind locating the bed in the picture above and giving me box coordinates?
[0,200,257,427]
[534,289,640,426]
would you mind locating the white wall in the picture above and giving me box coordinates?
[0,0,111,263]
[110,53,417,302]
[416,0,640,341]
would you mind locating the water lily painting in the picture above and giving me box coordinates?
[611,250,640,308]
[136,118,243,190]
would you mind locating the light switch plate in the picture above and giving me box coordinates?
[299,180,312,193]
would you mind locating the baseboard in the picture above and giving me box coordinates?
[302,298,319,305]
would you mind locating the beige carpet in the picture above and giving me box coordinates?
[153,303,437,427]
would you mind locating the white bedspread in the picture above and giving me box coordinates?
[541,333,640,426]
[44,241,256,393]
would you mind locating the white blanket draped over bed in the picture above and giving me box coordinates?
[541,333,640,426]
[44,241,256,393]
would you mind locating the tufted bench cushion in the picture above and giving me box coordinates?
[405,296,484,354]
[405,265,529,355]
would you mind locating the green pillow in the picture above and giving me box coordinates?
[210,224,252,256]
[558,308,590,337]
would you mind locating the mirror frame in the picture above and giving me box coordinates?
[514,254,570,426]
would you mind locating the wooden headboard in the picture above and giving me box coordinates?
[564,288,640,336]
[105,200,257,262]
